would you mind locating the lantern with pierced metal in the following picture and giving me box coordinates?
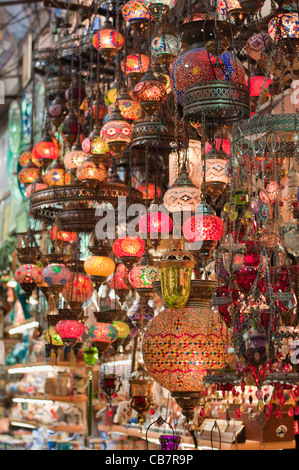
[129,364,154,418]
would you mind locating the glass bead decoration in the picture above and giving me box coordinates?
[55,319,85,339]
[268,12,299,40]
[142,306,232,393]
[41,263,72,286]
[89,322,118,343]
[14,264,42,284]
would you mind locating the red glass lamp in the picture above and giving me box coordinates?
[92,22,124,60]
[132,70,168,114]
[121,54,150,84]
[112,236,145,268]
[139,210,173,237]
[50,226,77,245]
[100,103,132,156]
[18,160,40,187]
[62,272,95,309]
[14,263,42,298]
[137,181,161,200]
[55,319,85,344]
[32,131,60,169]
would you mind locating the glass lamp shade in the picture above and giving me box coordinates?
[89,322,118,343]
[151,32,181,66]
[217,0,242,16]
[14,263,42,284]
[76,160,107,182]
[18,162,40,185]
[246,75,273,97]
[25,177,47,197]
[108,99,141,122]
[108,274,130,290]
[137,181,161,200]
[100,117,132,155]
[139,211,173,236]
[268,12,299,41]
[44,326,64,347]
[83,346,99,366]
[62,272,94,305]
[113,320,130,339]
[50,226,77,244]
[105,87,118,106]
[112,236,145,260]
[170,48,246,105]
[182,212,224,243]
[122,0,151,33]
[116,263,129,279]
[19,149,34,167]
[45,161,72,186]
[32,134,60,166]
[128,296,155,323]
[132,72,168,114]
[142,305,231,394]
[59,111,80,147]
[163,168,202,213]
[159,435,181,450]
[84,256,115,277]
[64,148,86,171]
[55,319,85,339]
[121,54,150,79]
[92,27,124,59]
[82,133,110,156]
[246,31,272,61]
[128,262,160,289]
[158,245,195,309]
[41,263,71,286]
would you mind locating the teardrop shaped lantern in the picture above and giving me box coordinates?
[158,242,195,309]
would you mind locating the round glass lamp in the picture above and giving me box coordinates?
[45,160,72,186]
[84,256,115,290]
[151,30,181,67]
[139,210,173,237]
[100,104,132,156]
[64,145,86,174]
[89,322,118,343]
[14,263,42,298]
[121,54,150,83]
[44,326,64,347]
[122,0,151,34]
[18,161,40,186]
[113,320,130,339]
[163,166,202,213]
[55,319,85,342]
[50,226,77,244]
[268,11,299,41]
[92,23,124,60]
[41,263,71,286]
[76,160,107,186]
[132,70,168,114]
[112,236,145,268]
[32,131,60,169]
[62,272,94,308]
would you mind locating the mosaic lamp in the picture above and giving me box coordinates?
[132,70,168,114]
[113,320,131,339]
[55,319,85,345]
[151,28,181,67]
[14,263,42,298]
[217,0,247,25]
[25,174,47,197]
[158,242,196,309]
[122,0,151,35]
[76,159,107,187]
[32,131,60,169]
[202,142,229,203]
[41,263,71,286]
[45,160,72,186]
[50,226,77,245]
[128,250,160,299]
[64,141,87,175]
[89,322,118,344]
[112,236,145,268]
[143,0,176,24]
[268,11,299,41]
[83,256,116,290]
[100,102,132,156]
[163,165,202,213]
[62,271,94,309]
[142,304,231,420]
[138,209,173,238]
[110,88,142,122]
[18,160,40,187]
[92,21,124,60]
[121,53,150,84]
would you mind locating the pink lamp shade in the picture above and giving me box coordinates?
[55,319,85,339]
[182,214,224,242]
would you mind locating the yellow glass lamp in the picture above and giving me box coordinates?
[84,256,115,290]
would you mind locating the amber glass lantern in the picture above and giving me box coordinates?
[45,160,72,186]
[76,159,107,187]
[92,22,124,60]
[158,243,195,309]
[18,160,40,187]
[129,364,154,417]
[132,70,168,114]
[112,236,145,268]
[32,131,60,169]
[50,226,77,245]
[83,256,115,290]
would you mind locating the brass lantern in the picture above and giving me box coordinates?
[158,242,196,309]
[129,364,154,420]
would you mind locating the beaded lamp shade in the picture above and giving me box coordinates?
[84,256,115,277]
[170,48,246,106]
[163,167,201,213]
[108,99,141,122]
[132,71,168,114]
[55,319,85,339]
[89,322,118,343]
[122,0,151,34]
[268,12,299,41]
[76,160,107,183]
[151,32,181,66]
[92,26,124,59]
[64,148,86,171]
[32,133,60,168]
[14,263,42,284]
[121,54,150,81]
[112,236,145,262]
[62,272,94,306]
[128,260,160,289]
[18,161,40,186]
[45,161,72,186]
[113,320,130,339]
[41,263,71,286]
[142,305,231,395]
